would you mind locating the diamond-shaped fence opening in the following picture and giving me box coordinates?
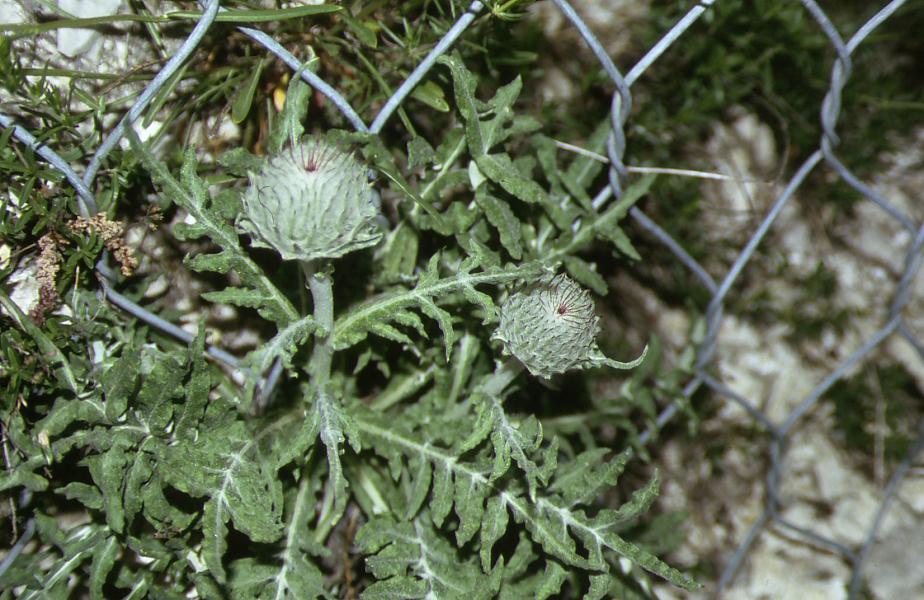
[1,0,922,597]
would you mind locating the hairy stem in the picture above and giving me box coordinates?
[314,471,338,543]
[301,260,334,385]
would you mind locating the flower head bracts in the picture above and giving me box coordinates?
[237,137,383,262]
[493,273,648,379]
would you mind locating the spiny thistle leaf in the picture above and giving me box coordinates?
[353,404,492,531]
[530,490,698,590]
[547,448,632,508]
[228,557,329,600]
[244,314,318,373]
[313,384,362,529]
[475,188,524,260]
[474,394,557,500]
[126,127,298,326]
[332,255,543,359]
[357,514,503,600]
[547,174,656,265]
[228,462,330,600]
[163,418,287,582]
[441,53,547,208]
[352,398,696,591]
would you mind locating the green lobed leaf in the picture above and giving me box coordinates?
[341,12,377,48]
[162,419,286,582]
[475,189,524,260]
[201,287,275,310]
[453,472,487,546]
[88,535,119,600]
[244,314,318,374]
[563,255,608,296]
[564,118,611,191]
[314,385,361,530]
[535,561,568,599]
[547,174,656,265]
[333,256,542,352]
[496,535,537,597]
[174,328,212,441]
[358,514,498,600]
[442,54,520,157]
[533,134,593,213]
[375,222,420,285]
[403,453,433,520]
[411,79,450,112]
[585,573,612,600]
[202,497,230,583]
[456,231,503,267]
[474,152,548,205]
[445,332,481,405]
[453,398,494,460]
[217,146,265,176]
[442,53,549,210]
[86,438,131,534]
[504,492,590,570]
[352,402,695,589]
[479,496,509,572]
[533,493,699,590]
[0,460,48,493]
[58,481,103,509]
[369,364,437,411]
[353,404,492,538]
[429,461,454,527]
[548,448,630,508]
[100,347,140,421]
[141,471,196,532]
[487,399,547,499]
[607,471,661,528]
[126,128,298,326]
[407,136,436,169]
[229,555,329,600]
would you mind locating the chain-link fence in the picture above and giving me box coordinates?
[1,0,921,596]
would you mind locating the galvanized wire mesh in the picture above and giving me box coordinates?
[1,0,921,596]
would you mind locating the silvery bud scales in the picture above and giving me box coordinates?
[493,273,647,379]
[237,137,383,262]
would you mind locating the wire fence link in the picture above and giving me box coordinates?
[2,0,921,596]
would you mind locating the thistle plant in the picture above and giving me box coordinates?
[0,30,698,600]
[237,134,383,413]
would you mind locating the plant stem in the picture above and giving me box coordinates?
[301,261,334,386]
[300,261,340,544]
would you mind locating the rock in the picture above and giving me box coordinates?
[865,520,924,599]
[56,0,123,59]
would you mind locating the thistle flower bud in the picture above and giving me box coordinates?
[493,273,647,379]
[237,138,383,262]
